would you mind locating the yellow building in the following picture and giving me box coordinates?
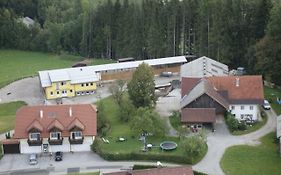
[39,56,187,99]
[39,68,100,100]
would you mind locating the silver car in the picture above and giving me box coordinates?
[263,100,271,110]
[29,154,38,165]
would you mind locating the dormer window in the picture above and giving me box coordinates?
[50,132,61,140]
[29,132,40,141]
[71,131,82,139]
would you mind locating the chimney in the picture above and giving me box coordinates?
[69,107,72,117]
[39,110,43,118]
[236,77,240,87]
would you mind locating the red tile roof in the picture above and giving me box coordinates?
[1,139,20,145]
[104,166,194,175]
[181,77,200,97]
[208,76,264,104]
[47,119,64,131]
[181,76,264,104]
[181,108,216,123]
[14,104,97,139]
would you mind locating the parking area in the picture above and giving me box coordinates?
[0,152,107,173]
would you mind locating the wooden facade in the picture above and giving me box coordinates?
[184,93,226,114]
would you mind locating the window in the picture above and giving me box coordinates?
[61,82,65,86]
[29,133,40,141]
[81,84,84,87]
[50,132,61,140]
[241,106,244,110]
[50,91,53,96]
[70,89,73,93]
[90,83,93,86]
[71,131,82,139]
[57,91,60,95]
[250,106,254,110]
[231,106,235,110]
[86,83,89,86]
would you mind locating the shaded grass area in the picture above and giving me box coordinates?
[169,111,181,132]
[0,50,113,88]
[264,86,281,115]
[0,101,27,134]
[221,132,281,175]
[95,97,207,164]
[232,111,268,135]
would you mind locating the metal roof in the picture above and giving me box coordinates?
[38,56,187,87]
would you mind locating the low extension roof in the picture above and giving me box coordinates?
[14,104,97,139]
[181,108,216,123]
[103,166,194,175]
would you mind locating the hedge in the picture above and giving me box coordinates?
[91,138,206,164]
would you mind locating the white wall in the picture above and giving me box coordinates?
[181,56,229,78]
[229,104,260,121]
[20,136,95,154]
[20,139,42,154]
[70,136,94,152]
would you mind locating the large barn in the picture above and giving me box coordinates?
[39,56,187,99]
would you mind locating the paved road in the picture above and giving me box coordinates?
[193,109,277,175]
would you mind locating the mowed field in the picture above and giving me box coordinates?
[0,50,113,88]
[221,132,281,175]
[0,101,26,134]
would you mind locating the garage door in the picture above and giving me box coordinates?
[3,143,20,154]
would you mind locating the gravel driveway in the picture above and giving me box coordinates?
[193,109,277,175]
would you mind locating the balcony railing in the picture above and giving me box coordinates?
[48,138,63,145]
[27,138,42,146]
[69,136,84,144]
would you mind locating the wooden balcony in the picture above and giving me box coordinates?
[27,138,42,146]
[48,138,63,145]
[69,137,84,144]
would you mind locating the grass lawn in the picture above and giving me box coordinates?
[264,86,281,115]
[0,101,26,134]
[0,50,114,88]
[221,132,281,175]
[95,97,207,164]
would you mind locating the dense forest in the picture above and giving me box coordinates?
[0,0,281,85]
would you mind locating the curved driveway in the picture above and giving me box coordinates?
[193,109,277,175]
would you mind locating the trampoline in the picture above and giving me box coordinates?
[160,141,177,151]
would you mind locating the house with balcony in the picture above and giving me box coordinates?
[12,104,97,154]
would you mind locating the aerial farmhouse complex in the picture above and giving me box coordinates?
[180,76,264,126]
[39,56,187,99]
[2,104,97,154]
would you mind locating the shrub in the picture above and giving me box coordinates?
[194,171,208,175]
[238,121,247,130]
[180,136,206,162]
[132,164,157,170]
[225,113,239,132]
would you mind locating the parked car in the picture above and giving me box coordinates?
[29,154,38,165]
[55,151,63,161]
[262,100,271,110]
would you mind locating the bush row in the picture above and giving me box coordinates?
[225,112,247,132]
